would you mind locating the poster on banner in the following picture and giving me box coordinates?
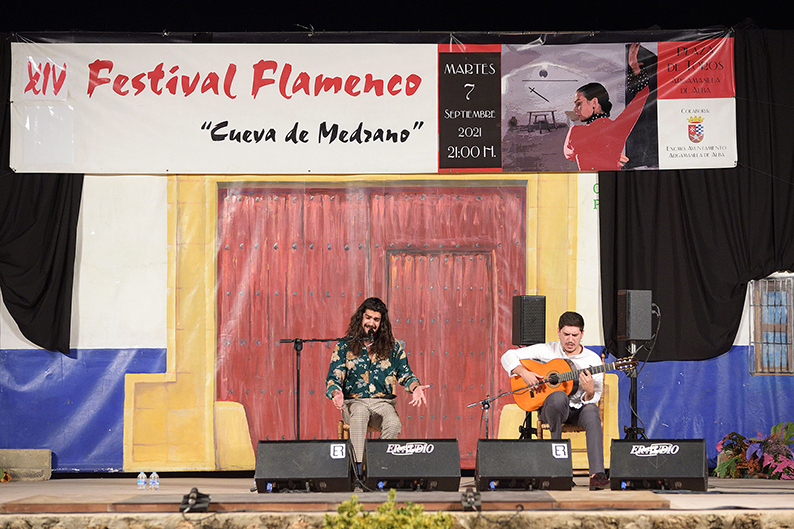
[500,36,736,173]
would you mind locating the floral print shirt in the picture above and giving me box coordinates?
[325,339,420,399]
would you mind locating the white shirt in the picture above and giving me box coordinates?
[501,341,603,409]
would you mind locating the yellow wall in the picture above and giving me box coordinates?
[122,172,580,471]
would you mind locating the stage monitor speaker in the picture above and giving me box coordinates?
[364,439,460,491]
[609,439,707,491]
[475,439,572,491]
[254,440,353,492]
[512,295,546,346]
[616,289,652,341]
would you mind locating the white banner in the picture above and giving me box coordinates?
[10,43,439,174]
[10,37,736,175]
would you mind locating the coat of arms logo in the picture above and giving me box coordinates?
[688,116,704,143]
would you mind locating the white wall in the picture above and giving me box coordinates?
[577,172,604,344]
[0,175,168,350]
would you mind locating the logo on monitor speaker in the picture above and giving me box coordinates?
[330,443,347,459]
[386,442,435,455]
[552,443,569,459]
[629,443,680,456]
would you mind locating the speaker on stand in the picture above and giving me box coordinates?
[510,295,546,439]
[512,295,546,346]
[616,289,653,440]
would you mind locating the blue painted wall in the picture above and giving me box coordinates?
[607,345,794,468]
[0,348,166,471]
[2,344,789,471]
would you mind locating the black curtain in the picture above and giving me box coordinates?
[600,26,794,361]
[0,34,83,355]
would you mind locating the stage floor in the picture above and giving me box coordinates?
[1,475,793,514]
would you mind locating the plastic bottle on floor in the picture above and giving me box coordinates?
[149,471,160,491]
[137,471,147,490]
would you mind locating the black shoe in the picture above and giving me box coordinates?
[589,472,609,490]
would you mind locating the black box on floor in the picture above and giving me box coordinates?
[364,439,460,491]
[610,439,707,491]
[254,440,354,492]
[475,439,572,490]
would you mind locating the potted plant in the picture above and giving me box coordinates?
[714,421,794,479]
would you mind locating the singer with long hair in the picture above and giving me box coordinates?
[325,297,429,474]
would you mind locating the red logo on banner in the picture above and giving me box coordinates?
[657,38,735,100]
[24,59,67,97]
[687,116,704,143]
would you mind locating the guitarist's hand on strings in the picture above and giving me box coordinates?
[579,369,596,401]
[511,364,542,389]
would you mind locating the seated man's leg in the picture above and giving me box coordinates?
[570,402,604,475]
[539,391,571,439]
[369,400,401,439]
[342,399,371,464]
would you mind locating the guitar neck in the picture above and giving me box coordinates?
[554,361,621,382]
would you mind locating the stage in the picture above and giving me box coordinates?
[1,475,793,528]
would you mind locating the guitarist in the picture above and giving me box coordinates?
[500,311,610,490]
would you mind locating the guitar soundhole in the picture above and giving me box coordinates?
[547,373,559,385]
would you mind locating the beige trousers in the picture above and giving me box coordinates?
[342,398,401,463]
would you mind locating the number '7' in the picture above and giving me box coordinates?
[464,83,475,101]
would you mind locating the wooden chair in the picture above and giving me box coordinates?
[334,341,404,441]
[536,352,611,450]
[535,376,610,474]
[536,381,607,441]
[497,373,619,472]
[337,420,381,440]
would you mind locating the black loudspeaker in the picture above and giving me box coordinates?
[616,289,652,341]
[475,439,572,491]
[610,439,708,491]
[512,295,546,346]
[254,440,354,492]
[364,439,460,491]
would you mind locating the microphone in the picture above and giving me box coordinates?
[343,335,371,342]
[180,486,209,512]
[368,329,375,340]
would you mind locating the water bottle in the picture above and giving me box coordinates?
[137,471,147,490]
[149,471,160,491]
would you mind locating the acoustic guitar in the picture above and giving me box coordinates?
[510,357,637,411]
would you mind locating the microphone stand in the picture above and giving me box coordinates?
[467,380,544,439]
[279,336,346,440]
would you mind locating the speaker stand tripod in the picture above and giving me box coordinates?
[623,341,646,440]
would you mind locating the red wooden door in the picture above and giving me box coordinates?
[217,188,370,442]
[387,250,494,466]
[216,185,525,468]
